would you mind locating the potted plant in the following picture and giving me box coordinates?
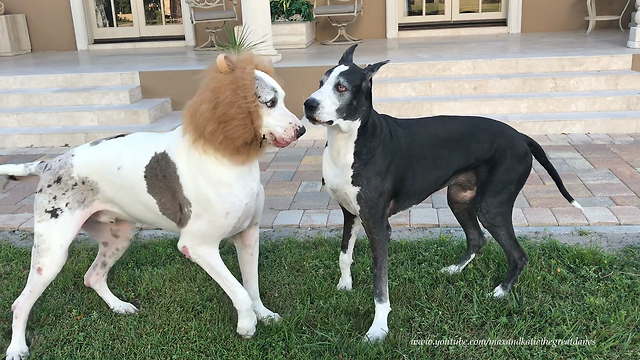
[269,0,316,49]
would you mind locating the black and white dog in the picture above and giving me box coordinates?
[303,45,580,342]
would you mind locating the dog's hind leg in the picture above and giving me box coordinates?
[476,166,530,298]
[233,223,280,323]
[337,206,361,291]
[7,211,90,360]
[441,173,487,275]
[178,232,257,338]
[82,218,137,314]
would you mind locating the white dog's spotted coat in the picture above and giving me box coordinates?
[3,69,302,360]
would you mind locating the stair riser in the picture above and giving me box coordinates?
[375,95,640,117]
[0,100,171,128]
[0,88,142,108]
[376,55,632,79]
[374,75,640,97]
[0,73,140,90]
[508,118,640,135]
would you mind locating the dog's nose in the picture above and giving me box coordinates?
[304,98,319,113]
[295,126,306,139]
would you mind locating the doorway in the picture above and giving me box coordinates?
[89,0,185,40]
[398,0,507,25]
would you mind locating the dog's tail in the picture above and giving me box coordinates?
[0,161,44,189]
[522,134,582,209]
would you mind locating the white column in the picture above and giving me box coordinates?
[628,0,640,48]
[385,0,398,39]
[507,0,522,34]
[181,0,196,46]
[630,0,639,28]
[69,0,90,50]
[241,0,280,61]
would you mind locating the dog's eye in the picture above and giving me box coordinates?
[336,84,347,93]
[265,98,277,108]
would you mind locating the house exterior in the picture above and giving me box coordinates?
[1,0,636,53]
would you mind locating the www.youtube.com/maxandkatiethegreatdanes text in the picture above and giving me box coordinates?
[410,338,596,347]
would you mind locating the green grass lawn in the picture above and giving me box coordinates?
[1,235,639,359]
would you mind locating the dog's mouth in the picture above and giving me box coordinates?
[264,133,292,148]
[307,116,334,126]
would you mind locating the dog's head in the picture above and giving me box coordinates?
[183,53,304,164]
[303,45,388,130]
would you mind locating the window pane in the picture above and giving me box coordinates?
[459,0,479,14]
[481,0,501,13]
[115,0,134,27]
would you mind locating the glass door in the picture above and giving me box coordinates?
[452,0,506,21]
[398,0,506,24]
[398,0,451,24]
[90,0,184,40]
[137,0,184,37]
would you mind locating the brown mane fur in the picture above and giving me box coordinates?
[183,53,280,164]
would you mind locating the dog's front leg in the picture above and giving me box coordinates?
[361,216,392,342]
[177,234,257,338]
[337,206,361,291]
[233,223,281,323]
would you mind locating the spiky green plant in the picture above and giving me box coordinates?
[216,24,267,54]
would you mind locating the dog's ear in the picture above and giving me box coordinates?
[216,54,235,74]
[338,44,358,65]
[364,60,390,82]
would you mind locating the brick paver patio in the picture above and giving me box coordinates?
[3,133,640,231]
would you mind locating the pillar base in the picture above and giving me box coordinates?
[628,27,640,48]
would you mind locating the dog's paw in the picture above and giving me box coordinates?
[336,277,352,291]
[6,341,29,360]
[363,327,388,343]
[440,264,462,275]
[254,306,281,324]
[111,301,139,314]
[237,312,258,339]
[488,285,508,298]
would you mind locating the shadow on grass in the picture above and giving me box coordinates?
[1,235,639,359]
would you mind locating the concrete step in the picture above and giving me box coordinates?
[373,70,640,97]
[0,98,172,128]
[302,111,640,139]
[0,85,143,108]
[374,90,640,117]
[0,111,182,148]
[0,72,140,90]
[376,54,633,78]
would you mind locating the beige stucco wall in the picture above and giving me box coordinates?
[140,65,328,118]
[521,0,634,33]
[2,0,77,52]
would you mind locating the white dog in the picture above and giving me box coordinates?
[2,53,305,360]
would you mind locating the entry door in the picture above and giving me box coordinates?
[90,0,185,40]
[398,0,506,24]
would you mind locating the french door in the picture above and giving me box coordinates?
[90,0,185,40]
[398,0,507,25]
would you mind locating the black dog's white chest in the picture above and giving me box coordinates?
[322,128,360,216]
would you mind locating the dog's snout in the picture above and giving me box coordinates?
[304,98,319,113]
[295,126,306,139]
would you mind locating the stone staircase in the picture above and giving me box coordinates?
[0,72,179,147]
[371,54,640,135]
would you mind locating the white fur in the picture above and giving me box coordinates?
[440,253,475,275]
[323,120,362,216]
[489,284,508,298]
[336,217,361,291]
[256,70,302,147]
[364,300,391,342]
[3,70,298,358]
